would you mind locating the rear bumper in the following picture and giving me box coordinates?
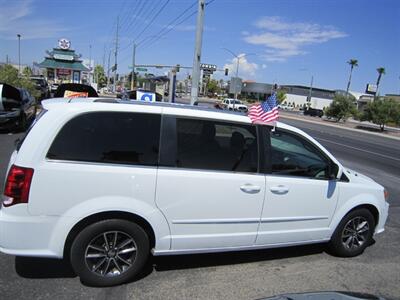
[0,205,60,257]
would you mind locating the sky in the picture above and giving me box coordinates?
[0,0,399,94]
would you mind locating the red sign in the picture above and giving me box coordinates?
[57,68,71,76]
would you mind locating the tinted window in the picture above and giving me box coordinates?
[271,130,330,179]
[47,112,160,166]
[172,117,258,173]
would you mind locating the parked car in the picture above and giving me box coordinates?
[222,98,248,112]
[0,98,389,286]
[303,107,324,117]
[30,76,50,100]
[0,83,37,130]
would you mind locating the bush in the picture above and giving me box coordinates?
[0,64,40,99]
[361,98,400,131]
[325,94,358,122]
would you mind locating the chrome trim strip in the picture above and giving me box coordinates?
[172,218,260,225]
[152,238,330,256]
[260,216,328,223]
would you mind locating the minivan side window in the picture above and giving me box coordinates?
[167,117,258,173]
[47,112,161,166]
[270,130,330,179]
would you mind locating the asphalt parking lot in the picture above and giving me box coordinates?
[0,119,399,300]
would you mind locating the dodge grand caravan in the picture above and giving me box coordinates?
[0,98,389,286]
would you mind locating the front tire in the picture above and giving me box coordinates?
[70,219,150,286]
[329,208,375,257]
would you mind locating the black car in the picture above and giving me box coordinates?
[303,107,324,117]
[0,83,37,131]
[30,76,50,101]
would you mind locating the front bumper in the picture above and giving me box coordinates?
[375,201,389,235]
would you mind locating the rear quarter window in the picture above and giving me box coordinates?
[47,112,161,166]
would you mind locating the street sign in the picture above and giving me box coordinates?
[229,77,242,94]
[137,90,156,102]
[365,83,377,95]
[200,63,217,71]
[136,67,148,72]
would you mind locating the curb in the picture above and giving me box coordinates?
[280,113,400,141]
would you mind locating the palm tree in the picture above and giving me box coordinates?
[375,67,386,97]
[346,59,358,95]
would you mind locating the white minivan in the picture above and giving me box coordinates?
[0,98,389,286]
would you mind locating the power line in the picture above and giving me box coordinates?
[140,10,197,50]
[133,0,170,43]
[136,0,197,49]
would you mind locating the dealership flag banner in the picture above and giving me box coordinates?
[248,92,279,124]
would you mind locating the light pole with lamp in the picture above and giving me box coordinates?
[17,34,21,74]
[222,48,256,108]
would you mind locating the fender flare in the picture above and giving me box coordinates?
[329,193,382,238]
[47,196,171,258]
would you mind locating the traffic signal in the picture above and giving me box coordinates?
[225,68,229,76]
[176,64,180,72]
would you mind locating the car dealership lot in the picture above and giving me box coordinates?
[0,120,399,299]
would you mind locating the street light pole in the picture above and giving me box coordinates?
[17,34,21,74]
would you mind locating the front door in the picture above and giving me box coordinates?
[156,116,265,250]
[256,129,339,245]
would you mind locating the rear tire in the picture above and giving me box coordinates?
[70,219,149,286]
[329,208,375,257]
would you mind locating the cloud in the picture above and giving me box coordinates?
[223,53,258,78]
[0,0,69,40]
[244,16,347,62]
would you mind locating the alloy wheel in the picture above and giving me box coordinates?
[85,231,137,277]
[341,216,370,250]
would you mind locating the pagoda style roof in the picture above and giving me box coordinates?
[38,58,89,71]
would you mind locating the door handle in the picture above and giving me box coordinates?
[240,184,261,194]
[270,185,289,194]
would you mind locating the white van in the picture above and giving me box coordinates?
[0,98,389,286]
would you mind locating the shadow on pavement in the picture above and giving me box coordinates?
[14,244,326,282]
[15,257,76,279]
[153,243,326,271]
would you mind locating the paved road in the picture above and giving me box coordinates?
[0,121,399,300]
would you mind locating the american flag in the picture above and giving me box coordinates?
[248,92,279,123]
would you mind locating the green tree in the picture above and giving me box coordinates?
[346,59,358,94]
[22,66,33,78]
[361,98,400,131]
[375,67,385,96]
[0,64,39,98]
[93,65,107,88]
[206,79,221,95]
[325,94,358,122]
[276,90,286,104]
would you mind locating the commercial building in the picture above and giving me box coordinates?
[37,39,89,84]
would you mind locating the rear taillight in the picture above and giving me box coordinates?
[2,165,34,207]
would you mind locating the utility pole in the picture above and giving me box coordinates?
[17,34,21,74]
[307,75,314,108]
[113,16,120,93]
[89,44,92,85]
[131,43,136,90]
[107,50,111,90]
[102,45,106,70]
[190,0,205,105]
